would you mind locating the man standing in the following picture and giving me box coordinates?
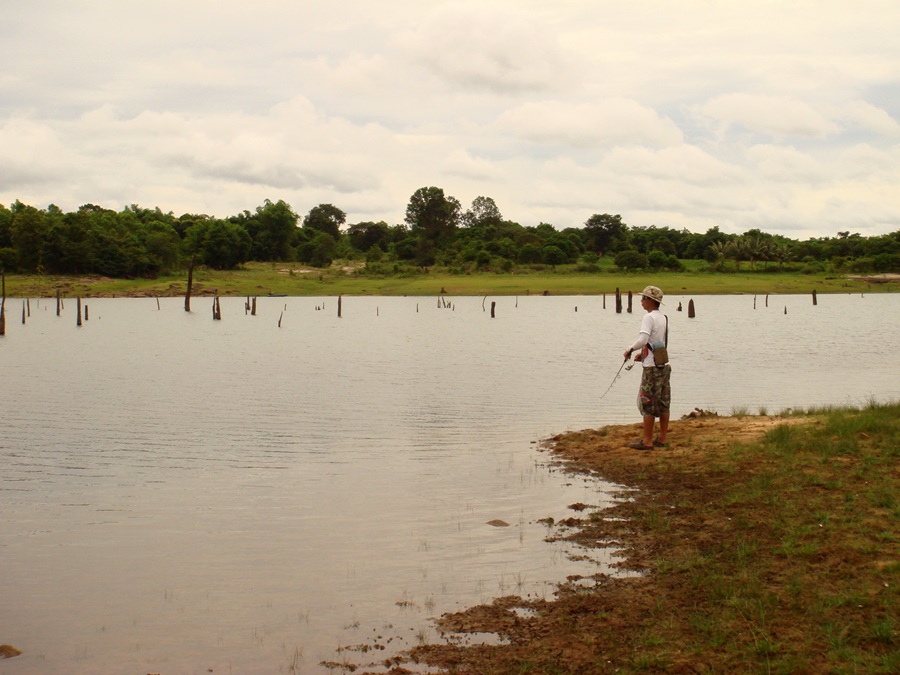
[622,285,671,450]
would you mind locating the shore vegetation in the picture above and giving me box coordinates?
[2,260,898,298]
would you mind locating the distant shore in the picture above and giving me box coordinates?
[2,263,897,299]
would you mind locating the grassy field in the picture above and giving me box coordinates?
[2,261,897,297]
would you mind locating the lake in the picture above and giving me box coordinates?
[1,292,897,674]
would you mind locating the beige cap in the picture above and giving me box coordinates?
[639,285,664,303]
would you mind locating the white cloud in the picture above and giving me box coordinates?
[494,99,683,148]
[696,94,839,139]
[839,101,900,137]
[399,2,568,93]
[1,1,899,238]
[745,144,827,183]
[441,149,502,181]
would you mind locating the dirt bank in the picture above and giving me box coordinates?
[368,410,896,674]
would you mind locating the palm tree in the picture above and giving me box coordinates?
[709,241,729,270]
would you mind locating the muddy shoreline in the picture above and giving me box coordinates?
[380,413,812,673]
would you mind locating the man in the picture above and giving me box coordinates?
[622,285,670,450]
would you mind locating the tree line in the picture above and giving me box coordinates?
[1,187,897,278]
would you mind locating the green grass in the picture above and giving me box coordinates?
[1,260,896,297]
[674,403,900,672]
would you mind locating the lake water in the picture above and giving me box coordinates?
[1,292,897,674]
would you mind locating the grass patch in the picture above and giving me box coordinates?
[654,403,900,672]
[2,261,896,297]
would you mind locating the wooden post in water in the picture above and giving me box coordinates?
[766,294,769,307]
[337,294,342,318]
[753,295,757,309]
[84,305,89,321]
[490,301,496,318]
[22,301,26,324]
[688,299,696,318]
[615,288,622,314]
[812,289,817,305]
[627,291,633,313]
[56,289,61,316]
[185,256,195,312]
[26,298,30,317]
[251,297,257,316]
[156,297,160,311]
[76,297,82,326]
[602,294,606,310]
[278,310,283,328]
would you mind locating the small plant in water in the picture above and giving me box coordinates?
[285,645,303,673]
[415,626,429,645]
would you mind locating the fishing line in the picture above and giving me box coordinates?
[598,357,633,400]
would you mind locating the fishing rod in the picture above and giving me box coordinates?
[598,356,635,400]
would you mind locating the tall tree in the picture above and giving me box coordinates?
[347,221,391,252]
[303,203,346,240]
[239,199,298,261]
[462,196,503,228]
[9,201,47,272]
[405,187,460,245]
[584,213,628,255]
[0,203,13,249]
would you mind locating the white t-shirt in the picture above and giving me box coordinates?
[631,309,668,368]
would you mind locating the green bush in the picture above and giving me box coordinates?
[615,249,648,271]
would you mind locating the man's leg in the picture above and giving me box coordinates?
[642,415,655,447]
[657,413,669,443]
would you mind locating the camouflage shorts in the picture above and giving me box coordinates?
[638,364,671,418]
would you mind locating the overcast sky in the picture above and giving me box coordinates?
[2,0,899,240]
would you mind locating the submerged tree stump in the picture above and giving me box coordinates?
[185,256,195,312]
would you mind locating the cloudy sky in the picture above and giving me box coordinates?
[2,0,899,240]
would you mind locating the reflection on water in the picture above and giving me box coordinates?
[1,293,897,673]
